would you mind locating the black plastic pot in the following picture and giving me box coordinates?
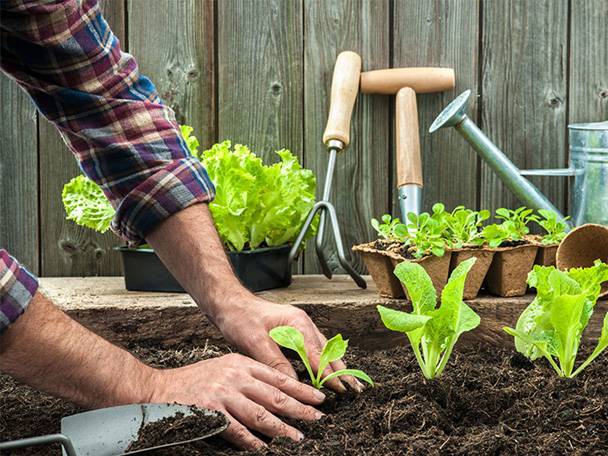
[117,245,292,293]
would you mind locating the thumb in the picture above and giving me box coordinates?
[252,338,298,380]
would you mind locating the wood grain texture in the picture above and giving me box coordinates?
[480,0,568,213]
[393,0,479,213]
[303,0,390,275]
[39,275,608,349]
[0,76,39,273]
[217,0,303,159]
[568,0,608,121]
[38,0,126,276]
[128,0,216,149]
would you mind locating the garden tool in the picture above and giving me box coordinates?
[360,67,456,218]
[430,89,608,227]
[0,404,227,456]
[288,51,366,289]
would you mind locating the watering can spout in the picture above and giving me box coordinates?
[430,90,571,227]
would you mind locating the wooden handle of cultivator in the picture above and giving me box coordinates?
[396,87,423,187]
[361,68,455,94]
[323,51,362,148]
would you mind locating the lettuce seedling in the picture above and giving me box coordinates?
[377,257,480,379]
[504,260,608,378]
[536,209,569,245]
[404,211,447,258]
[268,326,373,389]
[445,206,490,248]
[371,214,404,241]
[481,207,537,247]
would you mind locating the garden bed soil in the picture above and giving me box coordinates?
[449,248,495,300]
[485,243,538,297]
[4,341,607,455]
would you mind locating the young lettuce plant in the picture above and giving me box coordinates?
[481,207,537,248]
[371,214,403,242]
[377,257,480,379]
[504,260,608,378]
[404,210,447,258]
[445,206,490,248]
[268,326,373,389]
[536,209,570,245]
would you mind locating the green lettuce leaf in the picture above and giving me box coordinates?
[62,175,115,233]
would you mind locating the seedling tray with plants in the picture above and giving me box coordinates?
[354,204,570,299]
[5,264,608,455]
[61,127,317,293]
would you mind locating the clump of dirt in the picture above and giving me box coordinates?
[498,239,527,248]
[126,407,227,453]
[2,343,608,455]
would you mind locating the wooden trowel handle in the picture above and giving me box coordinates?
[396,87,423,187]
[361,68,455,94]
[323,51,362,148]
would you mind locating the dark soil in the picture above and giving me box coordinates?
[371,240,419,261]
[498,239,528,248]
[2,342,608,455]
[126,408,227,452]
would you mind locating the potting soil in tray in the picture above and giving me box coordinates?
[2,342,607,455]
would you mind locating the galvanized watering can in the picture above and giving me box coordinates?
[430,90,608,227]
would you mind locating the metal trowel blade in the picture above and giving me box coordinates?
[61,403,227,456]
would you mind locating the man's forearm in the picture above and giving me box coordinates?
[146,203,250,325]
[0,292,155,408]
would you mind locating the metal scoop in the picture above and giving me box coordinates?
[0,403,227,456]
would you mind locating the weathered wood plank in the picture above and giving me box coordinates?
[40,275,608,350]
[128,0,216,150]
[217,0,303,159]
[38,0,126,277]
[568,1,608,122]
[392,0,480,213]
[480,0,568,213]
[303,0,390,275]
[0,76,39,273]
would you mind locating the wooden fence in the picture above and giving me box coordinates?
[1,0,607,277]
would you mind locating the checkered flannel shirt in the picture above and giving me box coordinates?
[0,0,215,334]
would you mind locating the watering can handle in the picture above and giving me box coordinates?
[323,51,362,149]
[396,87,423,187]
[361,67,455,95]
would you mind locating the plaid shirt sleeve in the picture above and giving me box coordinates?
[0,0,215,245]
[0,250,38,335]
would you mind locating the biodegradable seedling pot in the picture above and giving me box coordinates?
[535,243,559,266]
[117,245,292,293]
[556,223,608,297]
[450,248,495,300]
[390,251,452,298]
[352,242,404,298]
[484,243,538,297]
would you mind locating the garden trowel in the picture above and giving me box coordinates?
[0,403,227,456]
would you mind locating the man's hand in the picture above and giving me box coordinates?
[215,296,363,393]
[147,204,363,393]
[150,353,325,449]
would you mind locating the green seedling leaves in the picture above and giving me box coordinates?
[505,260,608,378]
[536,209,569,245]
[482,206,538,247]
[378,257,479,379]
[269,326,373,389]
[371,214,404,242]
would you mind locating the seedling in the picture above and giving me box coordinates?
[536,209,569,245]
[504,261,608,378]
[404,211,447,258]
[445,206,490,248]
[377,257,480,379]
[268,326,373,389]
[481,207,537,247]
[371,214,404,242]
